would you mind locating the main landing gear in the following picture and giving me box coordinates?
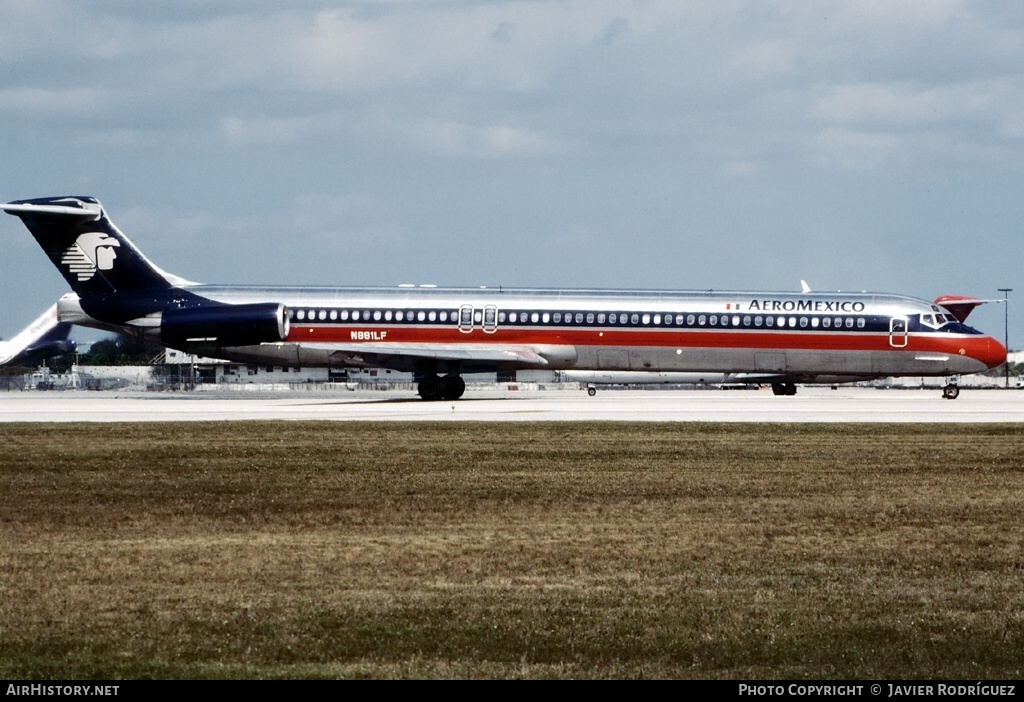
[417,374,465,401]
[771,382,798,396]
[942,384,960,400]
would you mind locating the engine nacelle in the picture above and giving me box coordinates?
[160,303,289,349]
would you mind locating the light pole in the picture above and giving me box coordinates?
[998,288,1012,388]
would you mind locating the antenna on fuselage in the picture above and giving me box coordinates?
[800,280,811,293]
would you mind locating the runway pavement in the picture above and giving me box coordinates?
[0,386,1021,422]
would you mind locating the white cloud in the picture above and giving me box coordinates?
[813,81,1003,127]
[406,120,560,159]
[0,87,108,117]
[728,39,800,79]
[824,0,967,31]
[221,116,316,148]
[717,161,768,178]
[809,127,904,171]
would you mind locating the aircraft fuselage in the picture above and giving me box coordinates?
[59,284,1003,381]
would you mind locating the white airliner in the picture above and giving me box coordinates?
[2,196,1006,400]
[0,303,75,368]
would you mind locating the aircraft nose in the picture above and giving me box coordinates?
[976,336,1007,370]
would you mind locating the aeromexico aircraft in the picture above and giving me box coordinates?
[2,196,1006,400]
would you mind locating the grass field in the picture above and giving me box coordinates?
[0,422,1021,679]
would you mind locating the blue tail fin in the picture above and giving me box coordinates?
[2,196,182,297]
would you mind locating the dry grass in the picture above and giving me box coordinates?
[0,422,1021,679]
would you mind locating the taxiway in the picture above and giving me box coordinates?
[0,386,1021,422]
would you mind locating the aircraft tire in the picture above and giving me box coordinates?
[417,375,440,400]
[587,387,597,397]
[943,384,960,400]
[439,375,465,400]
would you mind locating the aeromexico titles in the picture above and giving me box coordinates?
[2,196,1006,400]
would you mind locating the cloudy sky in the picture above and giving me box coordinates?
[1,0,1021,346]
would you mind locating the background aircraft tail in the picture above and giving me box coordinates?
[0,303,75,367]
[1,196,187,298]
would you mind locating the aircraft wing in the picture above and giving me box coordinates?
[297,341,573,369]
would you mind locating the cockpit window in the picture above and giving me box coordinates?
[920,313,953,329]
[920,313,981,334]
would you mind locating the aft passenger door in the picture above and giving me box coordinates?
[889,316,908,348]
[482,305,498,333]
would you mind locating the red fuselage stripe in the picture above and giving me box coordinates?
[287,325,981,356]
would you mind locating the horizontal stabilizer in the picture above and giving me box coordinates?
[934,295,986,323]
[1,200,102,220]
